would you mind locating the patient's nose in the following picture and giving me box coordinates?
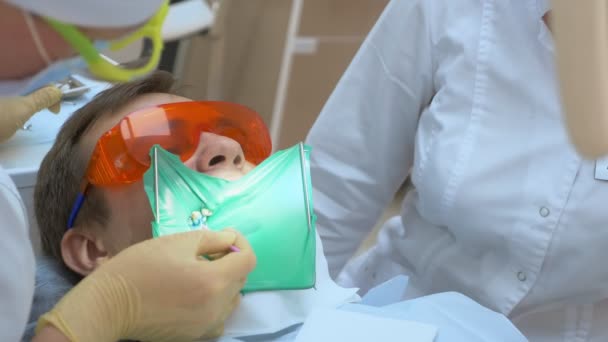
[194,132,245,173]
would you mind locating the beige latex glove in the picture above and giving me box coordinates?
[36,229,256,342]
[0,86,62,142]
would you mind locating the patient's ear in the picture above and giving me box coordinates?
[61,228,110,276]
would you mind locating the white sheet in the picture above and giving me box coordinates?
[294,308,438,342]
[215,233,360,339]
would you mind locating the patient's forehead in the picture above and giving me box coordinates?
[82,93,191,156]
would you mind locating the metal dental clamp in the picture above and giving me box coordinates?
[54,76,91,101]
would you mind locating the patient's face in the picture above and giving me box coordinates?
[84,94,256,255]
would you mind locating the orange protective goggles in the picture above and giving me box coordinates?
[68,101,271,229]
[86,101,272,187]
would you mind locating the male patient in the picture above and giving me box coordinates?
[26,71,359,342]
[29,71,266,320]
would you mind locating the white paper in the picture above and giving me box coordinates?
[218,233,360,338]
[294,308,438,342]
[360,275,408,307]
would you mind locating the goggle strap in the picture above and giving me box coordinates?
[67,183,90,229]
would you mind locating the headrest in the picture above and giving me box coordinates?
[22,256,79,341]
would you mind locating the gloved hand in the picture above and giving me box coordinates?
[0,86,62,142]
[36,229,256,342]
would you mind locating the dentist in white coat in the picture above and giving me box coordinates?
[0,1,164,340]
[0,1,257,341]
[307,0,608,341]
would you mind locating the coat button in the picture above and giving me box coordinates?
[517,271,527,282]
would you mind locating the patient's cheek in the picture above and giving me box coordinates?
[103,224,152,256]
[131,223,154,244]
[104,183,154,252]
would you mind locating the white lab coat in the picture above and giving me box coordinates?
[0,166,35,341]
[306,0,608,341]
